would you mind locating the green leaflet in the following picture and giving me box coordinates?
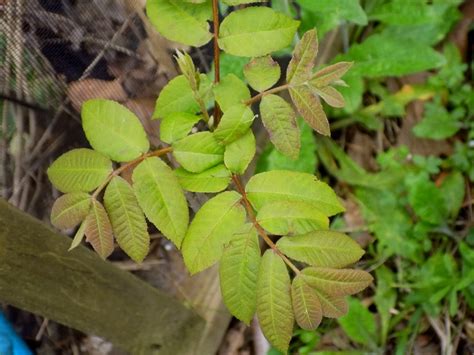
[219,225,261,324]
[222,0,264,4]
[47,148,112,193]
[214,104,255,145]
[84,199,114,259]
[132,157,189,248]
[146,0,212,47]
[69,220,86,251]
[244,56,281,92]
[174,164,231,193]
[81,100,149,162]
[257,201,329,236]
[182,191,246,274]
[314,289,348,318]
[224,130,256,175]
[311,62,353,88]
[297,0,367,27]
[51,192,91,230]
[301,267,373,297]
[104,176,149,263]
[154,74,211,119]
[172,132,225,173]
[289,85,330,136]
[245,170,345,216]
[313,86,345,108]
[256,250,294,353]
[286,29,318,84]
[218,7,300,57]
[260,94,300,160]
[160,112,201,144]
[276,231,364,267]
[213,74,250,112]
[291,274,322,330]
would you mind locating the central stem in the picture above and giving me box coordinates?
[212,0,222,126]
[231,175,300,274]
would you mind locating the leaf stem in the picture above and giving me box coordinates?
[244,83,291,106]
[91,147,172,199]
[231,175,300,274]
[212,0,222,126]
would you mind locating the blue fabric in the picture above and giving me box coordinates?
[0,313,32,355]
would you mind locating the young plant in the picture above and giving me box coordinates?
[46,1,372,351]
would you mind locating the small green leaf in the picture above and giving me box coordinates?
[218,7,300,57]
[154,74,211,119]
[301,267,373,296]
[84,199,114,259]
[182,191,246,274]
[220,225,261,324]
[287,29,318,84]
[313,86,345,108]
[291,274,322,330]
[160,112,201,144]
[244,56,281,92]
[338,298,377,346]
[245,170,345,216]
[172,132,225,173]
[290,86,330,136]
[175,164,231,193]
[132,157,189,248]
[214,104,255,145]
[314,289,348,318]
[81,100,149,162]
[104,176,149,263]
[277,231,364,267]
[69,220,86,251]
[47,149,112,193]
[260,94,300,160]
[311,62,353,87]
[440,171,465,219]
[213,74,250,111]
[256,250,294,353]
[224,130,256,175]
[51,192,91,229]
[257,201,329,236]
[146,0,212,46]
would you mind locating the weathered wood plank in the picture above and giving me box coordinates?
[0,198,205,354]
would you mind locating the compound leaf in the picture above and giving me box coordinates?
[277,231,364,267]
[290,85,330,136]
[256,250,294,353]
[175,164,231,193]
[104,176,149,262]
[160,112,201,144]
[182,191,246,274]
[245,170,345,216]
[292,274,322,330]
[84,199,114,259]
[172,132,224,173]
[224,130,256,175]
[146,0,212,46]
[220,225,261,324]
[132,157,189,248]
[260,94,300,160]
[81,99,149,162]
[257,201,329,236]
[214,104,255,145]
[51,192,91,230]
[47,149,112,193]
[301,267,373,296]
[244,56,281,92]
[218,7,299,57]
[213,74,250,111]
[287,29,318,84]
